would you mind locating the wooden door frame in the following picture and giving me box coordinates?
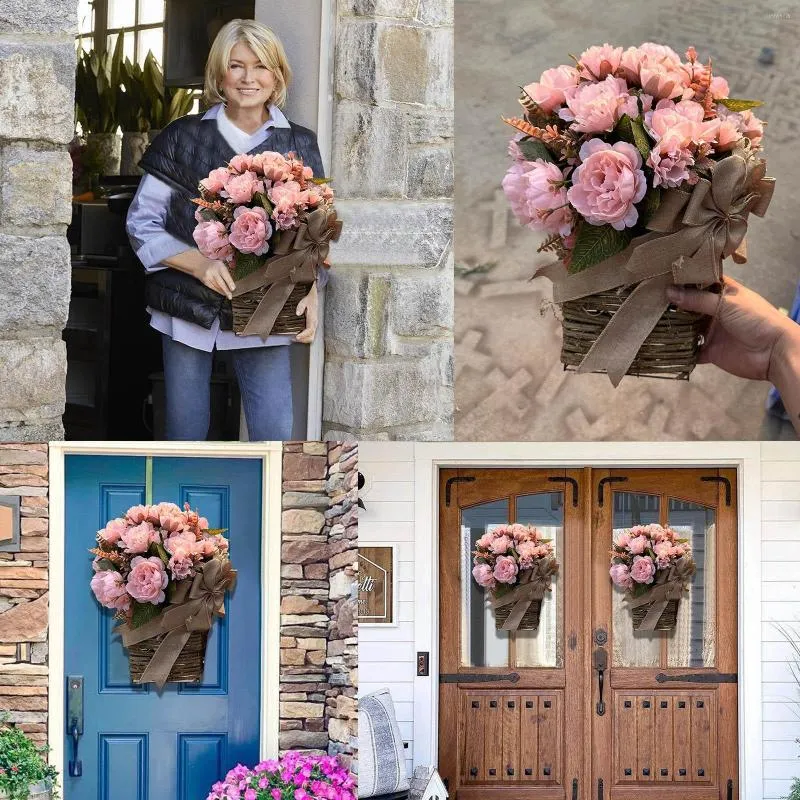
[409,442,763,799]
[47,441,284,782]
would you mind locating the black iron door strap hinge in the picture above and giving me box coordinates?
[572,777,578,800]
[439,672,520,683]
[656,672,737,683]
[547,476,579,507]
[445,476,476,506]
[597,476,628,506]
[701,475,732,506]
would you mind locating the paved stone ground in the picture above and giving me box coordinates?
[455,0,800,440]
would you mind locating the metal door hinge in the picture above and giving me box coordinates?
[548,476,579,507]
[597,476,628,506]
[445,476,475,506]
[701,475,732,506]
[439,672,520,684]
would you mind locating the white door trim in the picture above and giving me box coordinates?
[411,441,763,799]
[47,441,284,783]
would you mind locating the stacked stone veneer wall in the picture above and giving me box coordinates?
[279,441,358,778]
[324,0,454,440]
[0,444,50,745]
[0,6,75,440]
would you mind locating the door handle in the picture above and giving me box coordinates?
[572,777,578,799]
[66,675,83,778]
[593,648,607,716]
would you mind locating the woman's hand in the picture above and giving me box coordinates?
[162,250,236,299]
[294,282,318,344]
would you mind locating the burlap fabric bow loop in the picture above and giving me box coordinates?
[231,206,343,337]
[116,559,237,689]
[623,556,696,632]
[491,558,558,631]
[535,148,775,386]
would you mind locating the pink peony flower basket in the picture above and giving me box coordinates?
[494,597,542,631]
[127,628,209,684]
[231,280,311,336]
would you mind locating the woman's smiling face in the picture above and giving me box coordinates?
[221,41,276,110]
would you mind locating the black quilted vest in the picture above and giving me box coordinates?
[137,110,324,330]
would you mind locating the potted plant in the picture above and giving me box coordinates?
[0,718,59,800]
[118,57,150,175]
[140,51,195,141]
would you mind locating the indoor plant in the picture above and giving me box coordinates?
[0,718,58,800]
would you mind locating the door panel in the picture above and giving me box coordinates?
[64,455,263,800]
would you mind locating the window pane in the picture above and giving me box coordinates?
[137,27,164,67]
[108,0,135,28]
[78,0,94,34]
[461,499,509,668]
[139,0,166,24]
[667,499,716,668]
[107,32,135,63]
[514,493,563,668]
[611,492,661,668]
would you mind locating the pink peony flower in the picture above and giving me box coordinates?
[578,44,623,81]
[517,540,540,567]
[126,504,154,525]
[609,563,632,589]
[98,517,128,545]
[472,563,495,588]
[493,555,519,584]
[508,134,525,162]
[253,152,292,182]
[193,220,234,262]
[647,130,695,188]
[567,139,647,230]
[159,511,187,535]
[715,105,764,150]
[502,159,574,236]
[198,516,210,530]
[522,65,580,113]
[653,540,672,567]
[645,99,719,145]
[476,532,495,550]
[168,552,195,580]
[91,569,131,611]
[164,530,197,554]
[616,531,632,548]
[229,206,272,255]
[222,170,265,204]
[119,522,158,554]
[200,167,230,195]
[628,534,648,555]
[630,555,656,584]
[620,43,686,98]
[126,556,169,604]
[194,537,219,558]
[229,154,255,173]
[559,75,634,133]
[489,534,513,555]
[709,76,729,100]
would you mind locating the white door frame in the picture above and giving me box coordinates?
[47,441,284,782]
[410,441,763,798]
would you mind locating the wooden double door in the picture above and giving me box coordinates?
[438,468,738,800]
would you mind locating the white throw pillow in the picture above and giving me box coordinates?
[358,688,410,798]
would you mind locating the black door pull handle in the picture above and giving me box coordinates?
[594,648,607,716]
[69,719,82,777]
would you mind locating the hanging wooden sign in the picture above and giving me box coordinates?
[358,545,395,625]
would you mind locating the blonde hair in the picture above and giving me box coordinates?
[204,19,292,108]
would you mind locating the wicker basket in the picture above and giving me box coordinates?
[127,630,208,684]
[561,287,713,380]
[631,598,680,631]
[494,599,542,632]
[232,281,312,337]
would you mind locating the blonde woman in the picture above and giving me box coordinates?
[127,19,324,440]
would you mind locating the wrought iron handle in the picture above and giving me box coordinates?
[727,778,733,800]
[69,719,82,777]
[66,675,83,778]
[594,648,607,716]
[572,777,578,799]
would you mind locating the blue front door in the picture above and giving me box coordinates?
[64,455,263,800]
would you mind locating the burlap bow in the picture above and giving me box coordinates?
[624,556,695,632]
[116,559,237,689]
[231,206,343,337]
[535,148,775,386]
[491,559,558,631]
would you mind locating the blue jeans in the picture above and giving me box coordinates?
[161,335,294,441]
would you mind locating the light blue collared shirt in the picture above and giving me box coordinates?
[127,103,318,351]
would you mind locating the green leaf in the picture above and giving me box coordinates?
[518,136,556,163]
[254,192,274,215]
[150,541,170,566]
[569,221,633,273]
[640,186,661,225]
[95,558,118,572]
[717,98,763,112]
[130,600,163,629]
[232,252,266,280]
[614,114,651,161]
[207,527,228,536]
[197,208,219,223]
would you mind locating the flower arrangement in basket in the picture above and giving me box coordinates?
[193,151,341,337]
[471,523,558,631]
[89,502,235,689]
[205,753,356,800]
[609,523,696,631]
[502,42,775,385]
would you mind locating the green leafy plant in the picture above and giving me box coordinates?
[787,777,800,800]
[140,51,195,130]
[75,31,126,133]
[0,717,59,800]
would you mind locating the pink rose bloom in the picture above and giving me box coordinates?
[653,540,672,566]
[616,531,632,548]
[229,206,272,256]
[517,541,540,566]
[578,44,623,81]
[559,75,633,133]
[709,75,729,100]
[472,563,495,588]
[502,159,574,236]
[98,517,128,545]
[645,99,719,145]
[522,65,580,113]
[609,563,632,589]
[222,170,265,204]
[229,153,255,173]
[91,570,131,611]
[510,523,535,542]
[193,220,234,262]
[620,43,688,100]
[630,555,656,584]
[126,505,153,524]
[489,534,513,555]
[253,152,292,182]
[269,179,303,210]
[620,42,682,80]
[628,534,648,555]
[126,556,169,604]
[197,517,210,530]
[647,130,695,188]
[200,166,230,195]
[159,512,187,535]
[164,530,197,555]
[119,522,158,554]
[476,532,495,550]
[153,502,181,516]
[567,139,647,230]
[168,552,195,580]
[193,537,220,558]
[493,555,519,585]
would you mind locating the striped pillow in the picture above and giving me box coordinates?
[359,689,410,797]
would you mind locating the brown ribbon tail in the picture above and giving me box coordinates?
[138,628,193,690]
[636,599,670,632]
[240,280,296,337]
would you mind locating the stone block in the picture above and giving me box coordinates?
[302,442,327,456]
[388,265,453,338]
[279,730,329,750]
[408,108,454,144]
[0,339,66,423]
[0,0,78,33]
[280,649,306,666]
[329,570,354,600]
[0,43,75,144]
[282,492,330,509]
[20,519,47,536]
[296,637,327,650]
[283,453,327,481]
[281,596,325,614]
[327,717,354,743]
[335,20,378,102]
[0,592,48,642]
[416,0,453,25]
[407,144,453,198]
[304,563,329,580]
[0,449,47,466]
[324,270,389,359]
[280,701,324,719]
[281,564,303,579]
[282,509,325,535]
[0,421,63,442]
[1,146,73,228]
[306,650,326,666]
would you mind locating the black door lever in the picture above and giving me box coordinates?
[594,648,608,716]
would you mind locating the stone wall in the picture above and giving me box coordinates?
[324,0,454,440]
[0,3,74,441]
[0,444,50,745]
[279,441,358,779]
